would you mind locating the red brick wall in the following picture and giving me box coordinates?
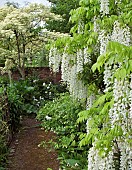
[9,67,61,83]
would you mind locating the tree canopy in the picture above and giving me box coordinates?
[46,0,80,33]
[0,3,63,79]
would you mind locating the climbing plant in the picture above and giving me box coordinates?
[48,0,132,169]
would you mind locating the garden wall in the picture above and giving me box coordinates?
[6,67,61,83]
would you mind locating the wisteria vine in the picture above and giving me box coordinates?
[48,0,132,169]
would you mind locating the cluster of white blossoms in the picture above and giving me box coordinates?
[93,17,100,33]
[111,21,131,46]
[103,64,113,92]
[86,95,95,133]
[49,47,61,72]
[98,30,110,55]
[76,47,92,74]
[76,49,84,73]
[49,19,90,100]
[118,142,132,170]
[60,21,89,99]
[100,0,109,15]
[109,78,130,129]
[68,64,87,99]
[49,45,88,99]
[130,74,132,119]
[84,47,91,64]
[61,50,71,83]
[88,145,115,170]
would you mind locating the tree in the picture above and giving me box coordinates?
[6,1,19,8]
[0,3,62,79]
[46,0,80,33]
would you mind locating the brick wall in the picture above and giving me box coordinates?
[5,67,61,83]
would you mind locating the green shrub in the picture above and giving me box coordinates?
[0,87,8,169]
[0,76,67,168]
[37,93,88,170]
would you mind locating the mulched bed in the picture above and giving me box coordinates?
[6,117,59,170]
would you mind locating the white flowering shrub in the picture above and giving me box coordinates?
[0,3,64,79]
[47,0,131,169]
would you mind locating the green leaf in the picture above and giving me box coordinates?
[65,159,80,166]
[77,110,89,123]
[92,63,98,72]
[114,68,126,80]
[93,94,107,107]
[79,134,92,147]
[100,100,114,115]
[110,125,123,137]
[127,60,132,74]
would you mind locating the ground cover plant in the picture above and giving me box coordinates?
[37,93,88,169]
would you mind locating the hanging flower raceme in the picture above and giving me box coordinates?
[84,47,91,64]
[86,95,95,133]
[61,51,71,83]
[68,64,87,100]
[109,78,130,129]
[98,30,110,55]
[49,46,61,72]
[129,74,132,119]
[103,64,113,92]
[88,144,115,170]
[93,17,100,33]
[118,142,132,170]
[100,0,109,15]
[76,49,84,73]
[111,21,131,46]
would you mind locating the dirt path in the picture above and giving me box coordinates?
[7,117,59,170]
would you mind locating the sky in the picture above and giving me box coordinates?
[0,0,51,7]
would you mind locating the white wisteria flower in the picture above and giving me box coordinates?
[45,115,52,120]
[100,0,109,15]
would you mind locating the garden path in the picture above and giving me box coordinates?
[7,117,59,170]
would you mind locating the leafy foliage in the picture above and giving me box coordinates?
[46,0,80,33]
[37,93,88,169]
[0,75,67,168]
[77,91,114,154]
[0,86,8,169]
[48,0,132,168]
[0,3,62,79]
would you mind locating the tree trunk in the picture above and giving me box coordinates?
[18,67,25,80]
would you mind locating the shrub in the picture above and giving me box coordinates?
[0,87,8,169]
[37,93,88,169]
